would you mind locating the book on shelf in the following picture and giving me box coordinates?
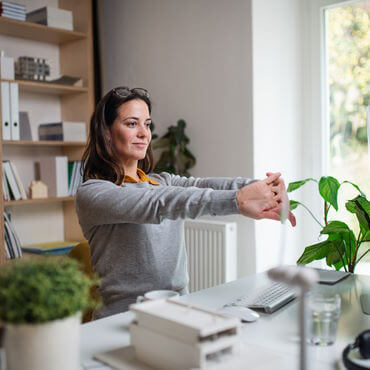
[39,156,68,197]
[4,212,22,259]
[2,166,10,201]
[38,121,86,142]
[0,1,26,21]
[21,240,79,255]
[0,1,26,12]
[26,6,73,31]
[19,111,32,141]
[2,160,26,200]
[68,161,82,196]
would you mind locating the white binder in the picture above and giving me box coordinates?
[9,82,19,141]
[1,81,11,140]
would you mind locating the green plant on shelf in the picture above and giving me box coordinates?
[288,176,370,273]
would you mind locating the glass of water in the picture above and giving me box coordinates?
[307,292,341,346]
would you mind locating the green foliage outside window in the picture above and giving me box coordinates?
[328,4,369,158]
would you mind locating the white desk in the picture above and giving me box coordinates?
[81,271,370,369]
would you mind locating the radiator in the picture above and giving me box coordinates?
[184,219,237,293]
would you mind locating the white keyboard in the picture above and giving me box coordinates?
[227,282,297,314]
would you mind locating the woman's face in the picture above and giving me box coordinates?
[110,99,152,165]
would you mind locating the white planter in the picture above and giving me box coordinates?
[4,313,81,370]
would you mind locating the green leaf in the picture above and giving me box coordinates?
[333,259,344,271]
[321,221,350,235]
[287,178,316,193]
[319,176,340,211]
[364,230,370,242]
[326,240,345,265]
[290,200,300,210]
[152,137,170,150]
[345,200,356,213]
[342,181,366,197]
[297,240,332,265]
[353,196,370,233]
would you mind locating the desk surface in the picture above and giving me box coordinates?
[81,271,370,369]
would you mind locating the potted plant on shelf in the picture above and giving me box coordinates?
[0,257,98,370]
[288,176,369,273]
[152,119,196,177]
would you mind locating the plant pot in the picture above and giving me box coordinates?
[3,312,81,370]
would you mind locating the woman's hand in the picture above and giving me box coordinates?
[236,172,296,226]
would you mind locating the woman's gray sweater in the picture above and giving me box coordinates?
[76,172,254,319]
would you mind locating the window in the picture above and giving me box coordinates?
[324,1,370,264]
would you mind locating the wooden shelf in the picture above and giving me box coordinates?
[5,196,75,206]
[3,140,86,147]
[0,17,86,44]
[0,79,88,95]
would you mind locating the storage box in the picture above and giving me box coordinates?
[38,121,86,142]
[26,7,73,31]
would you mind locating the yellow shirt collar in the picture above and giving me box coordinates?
[123,168,159,185]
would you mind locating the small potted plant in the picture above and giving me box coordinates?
[0,257,98,370]
[152,119,196,177]
[288,176,370,273]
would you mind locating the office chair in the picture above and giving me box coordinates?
[68,240,100,323]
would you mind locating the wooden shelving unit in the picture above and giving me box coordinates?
[0,0,95,265]
[3,140,86,147]
[0,79,88,95]
[0,17,86,44]
[5,196,75,207]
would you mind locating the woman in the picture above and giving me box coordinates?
[76,87,296,319]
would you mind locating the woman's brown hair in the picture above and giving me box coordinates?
[81,87,154,185]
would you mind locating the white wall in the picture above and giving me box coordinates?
[99,0,257,276]
[252,0,305,272]
[99,0,307,276]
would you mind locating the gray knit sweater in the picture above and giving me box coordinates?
[76,172,254,319]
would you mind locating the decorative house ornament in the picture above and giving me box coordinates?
[15,56,50,81]
[29,180,48,199]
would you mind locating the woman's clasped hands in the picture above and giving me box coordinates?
[236,172,296,226]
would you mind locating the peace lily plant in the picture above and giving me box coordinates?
[288,176,370,273]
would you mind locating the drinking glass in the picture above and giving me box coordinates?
[307,292,341,346]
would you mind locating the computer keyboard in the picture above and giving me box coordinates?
[226,282,297,314]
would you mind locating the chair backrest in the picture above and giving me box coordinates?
[68,240,94,277]
[68,240,100,323]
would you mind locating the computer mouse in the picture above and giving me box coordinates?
[219,305,260,322]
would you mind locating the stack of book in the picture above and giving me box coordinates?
[21,241,79,256]
[4,212,22,259]
[2,160,27,201]
[0,1,26,21]
[26,6,73,31]
[68,161,83,196]
[38,121,86,142]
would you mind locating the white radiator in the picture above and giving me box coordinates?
[184,219,237,293]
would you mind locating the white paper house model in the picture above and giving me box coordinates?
[129,299,241,369]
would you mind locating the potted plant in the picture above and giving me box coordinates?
[288,176,370,273]
[152,119,196,177]
[0,257,98,370]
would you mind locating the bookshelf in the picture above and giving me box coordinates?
[0,0,95,265]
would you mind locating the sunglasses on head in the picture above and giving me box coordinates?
[112,87,150,99]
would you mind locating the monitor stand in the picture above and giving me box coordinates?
[360,294,370,315]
